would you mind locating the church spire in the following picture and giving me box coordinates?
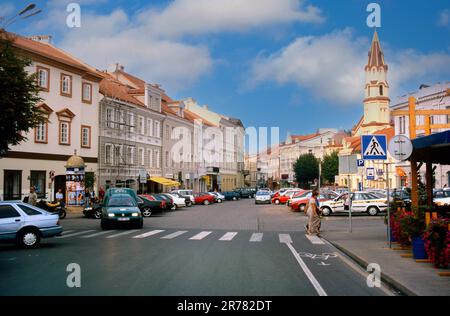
[366,30,387,70]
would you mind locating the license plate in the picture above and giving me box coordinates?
[117,218,130,221]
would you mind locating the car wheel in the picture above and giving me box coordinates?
[142,207,152,217]
[171,205,177,211]
[17,228,41,249]
[217,199,223,203]
[204,200,210,205]
[368,206,379,216]
[232,197,237,201]
[94,210,102,219]
[299,204,306,212]
[186,202,192,207]
[274,199,280,205]
[59,210,67,219]
[321,207,332,217]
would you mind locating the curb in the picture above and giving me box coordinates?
[325,239,418,296]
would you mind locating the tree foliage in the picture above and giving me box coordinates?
[293,153,319,189]
[321,151,339,184]
[0,30,43,156]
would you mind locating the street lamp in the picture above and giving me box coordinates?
[1,3,42,29]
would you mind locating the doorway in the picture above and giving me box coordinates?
[54,175,66,201]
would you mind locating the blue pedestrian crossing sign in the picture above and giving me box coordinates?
[357,159,365,167]
[361,135,387,160]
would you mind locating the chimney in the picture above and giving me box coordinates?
[27,35,53,44]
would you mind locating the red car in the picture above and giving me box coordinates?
[272,189,303,205]
[290,192,338,212]
[194,193,216,205]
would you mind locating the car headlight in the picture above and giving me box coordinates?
[108,213,115,217]
[131,212,139,217]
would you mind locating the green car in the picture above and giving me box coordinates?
[101,193,143,230]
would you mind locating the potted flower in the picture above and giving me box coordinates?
[399,213,427,259]
[423,218,449,269]
[392,211,412,247]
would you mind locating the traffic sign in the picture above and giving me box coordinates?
[362,135,387,160]
[357,159,365,167]
[388,135,413,161]
[366,168,375,180]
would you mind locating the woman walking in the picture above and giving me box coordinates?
[306,189,321,236]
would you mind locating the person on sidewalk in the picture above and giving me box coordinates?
[306,189,321,236]
[28,186,38,206]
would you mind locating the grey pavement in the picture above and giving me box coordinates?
[320,215,450,296]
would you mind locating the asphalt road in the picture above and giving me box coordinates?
[0,199,391,296]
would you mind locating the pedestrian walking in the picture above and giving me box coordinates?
[99,187,105,201]
[28,186,38,206]
[306,189,321,236]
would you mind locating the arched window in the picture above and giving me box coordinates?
[379,85,384,96]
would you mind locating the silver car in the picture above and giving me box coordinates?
[0,201,63,249]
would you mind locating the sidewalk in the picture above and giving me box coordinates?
[322,218,450,296]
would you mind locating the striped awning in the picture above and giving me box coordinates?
[149,177,180,187]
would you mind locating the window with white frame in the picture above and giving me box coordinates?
[138,116,145,135]
[82,82,92,103]
[147,119,153,137]
[61,74,72,96]
[35,121,47,143]
[119,110,125,130]
[127,146,135,165]
[106,108,113,128]
[81,126,91,148]
[114,145,123,165]
[155,150,160,168]
[147,149,153,168]
[139,148,145,166]
[154,121,160,138]
[128,113,135,133]
[165,151,169,168]
[59,122,70,145]
[37,66,49,90]
[105,144,112,164]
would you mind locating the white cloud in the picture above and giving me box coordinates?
[57,9,212,91]
[140,0,325,38]
[249,29,450,105]
[438,9,450,27]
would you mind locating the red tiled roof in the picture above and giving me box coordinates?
[99,73,144,106]
[291,132,320,142]
[184,110,215,127]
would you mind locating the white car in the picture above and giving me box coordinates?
[434,189,450,206]
[209,192,225,203]
[171,189,195,206]
[255,190,272,204]
[320,191,388,216]
[165,193,186,209]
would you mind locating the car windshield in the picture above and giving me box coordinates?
[257,191,269,196]
[107,196,136,207]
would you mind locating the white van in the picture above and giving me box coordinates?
[171,190,195,206]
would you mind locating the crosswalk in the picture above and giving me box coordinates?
[57,229,325,245]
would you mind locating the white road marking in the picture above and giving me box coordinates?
[132,230,165,239]
[305,234,325,245]
[189,231,212,240]
[106,230,140,238]
[279,234,293,244]
[219,232,238,241]
[161,231,189,239]
[249,233,263,242]
[60,230,75,235]
[286,242,327,296]
[80,231,116,238]
[57,230,95,239]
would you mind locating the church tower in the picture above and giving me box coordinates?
[361,30,391,135]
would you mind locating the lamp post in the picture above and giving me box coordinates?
[1,3,42,29]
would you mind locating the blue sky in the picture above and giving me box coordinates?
[2,0,450,141]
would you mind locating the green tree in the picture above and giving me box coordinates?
[321,151,339,185]
[0,31,43,156]
[293,153,319,189]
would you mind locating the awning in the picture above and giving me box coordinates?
[149,177,180,187]
[410,130,450,165]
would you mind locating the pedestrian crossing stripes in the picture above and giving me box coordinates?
[219,232,238,241]
[189,231,212,240]
[57,229,325,245]
[132,230,165,239]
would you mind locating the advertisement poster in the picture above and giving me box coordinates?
[66,168,85,206]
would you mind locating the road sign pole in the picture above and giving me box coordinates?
[386,162,391,249]
[348,174,352,233]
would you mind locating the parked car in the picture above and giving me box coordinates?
[434,188,450,206]
[255,190,272,204]
[194,193,216,205]
[290,191,337,212]
[171,189,195,206]
[103,187,139,203]
[165,193,186,209]
[137,195,166,217]
[223,191,241,201]
[208,192,225,203]
[0,201,63,249]
[234,188,255,199]
[320,191,387,216]
[101,194,143,230]
[153,194,177,211]
[272,189,302,205]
